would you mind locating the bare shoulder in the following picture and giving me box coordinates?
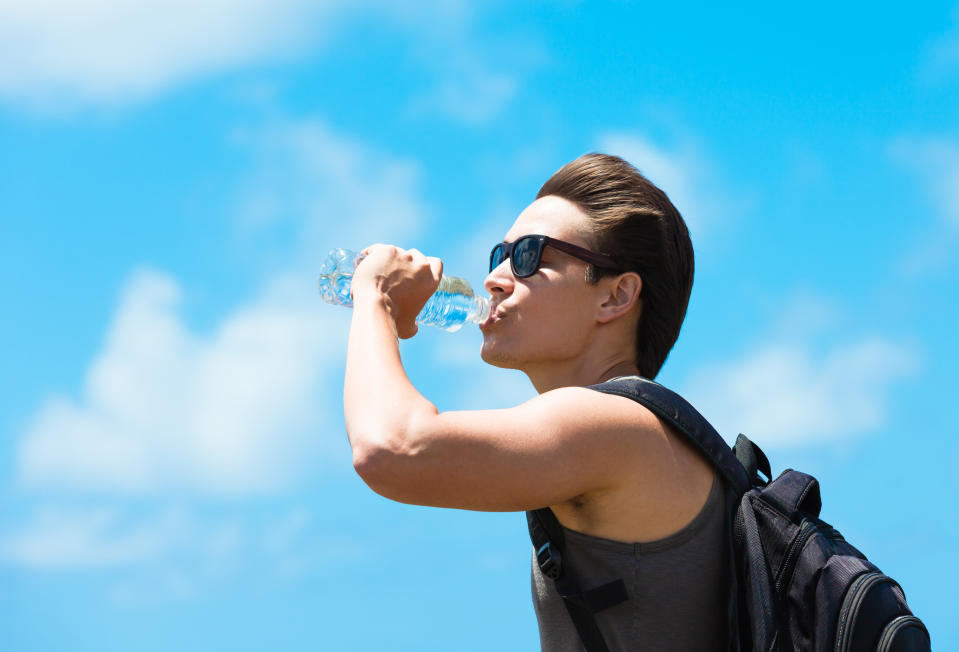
[526,385,664,440]
[521,385,687,488]
[357,383,709,513]
[540,385,718,542]
[533,385,681,450]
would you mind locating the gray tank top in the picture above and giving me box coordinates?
[531,472,728,651]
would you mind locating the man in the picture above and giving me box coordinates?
[343,153,727,650]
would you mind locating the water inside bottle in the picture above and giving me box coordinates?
[416,276,477,332]
[318,248,488,330]
[317,270,353,306]
[318,250,356,307]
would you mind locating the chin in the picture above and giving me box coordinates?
[480,338,523,370]
[480,345,510,369]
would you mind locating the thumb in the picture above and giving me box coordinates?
[428,256,444,286]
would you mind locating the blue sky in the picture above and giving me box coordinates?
[1,1,957,649]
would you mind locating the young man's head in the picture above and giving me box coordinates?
[480,153,693,386]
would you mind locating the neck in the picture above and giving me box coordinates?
[524,355,639,394]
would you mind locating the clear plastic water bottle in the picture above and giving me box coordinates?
[317,248,491,332]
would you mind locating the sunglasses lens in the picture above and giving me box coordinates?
[512,237,541,277]
[490,244,507,272]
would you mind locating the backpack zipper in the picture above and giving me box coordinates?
[876,615,927,651]
[835,571,893,652]
[774,515,848,598]
[774,519,815,596]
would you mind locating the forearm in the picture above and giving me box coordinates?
[343,293,438,467]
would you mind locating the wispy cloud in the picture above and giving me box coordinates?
[0,0,348,110]
[0,506,186,569]
[0,502,356,597]
[396,2,538,125]
[232,117,427,260]
[408,70,518,125]
[891,138,959,226]
[919,5,959,84]
[888,137,959,275]
[0,0,529,120]
[681,293,919,449]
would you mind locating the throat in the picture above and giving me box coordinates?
[597,361,641,383]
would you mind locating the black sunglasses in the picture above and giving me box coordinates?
[489,234,620,278]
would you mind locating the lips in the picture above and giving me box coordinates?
[480,306,506,331]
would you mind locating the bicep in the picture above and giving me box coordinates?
[356,387,657,511]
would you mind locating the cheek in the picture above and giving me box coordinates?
[480,288,594,367]
[523,286,594,342]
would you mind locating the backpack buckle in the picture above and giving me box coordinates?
[536,542,563,580]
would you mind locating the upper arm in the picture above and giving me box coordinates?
[354,386,664,512]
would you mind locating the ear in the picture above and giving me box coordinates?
[595,272,642,324]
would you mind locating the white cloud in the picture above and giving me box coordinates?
[18,268,349,493]
[892,138,959,226]
[0,0,346,109]
[257,505,369,582]
[888,137,959,275]
[406,65,519,125]
[767,290,842,342]
[108,568,198,605]
[233,117,428,261]
[682,334,919,449]
[919,6,959,84]
[0,0,527,119]
[15,115,432,495]
[394,1,535,125]
[0,503,250,579]
[0,505,356,584]
[13,110,442,495]
[597,131,739,239]
[0,506,186,569]
[0,501,367,600]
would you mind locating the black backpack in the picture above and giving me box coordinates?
[527,376,930,651]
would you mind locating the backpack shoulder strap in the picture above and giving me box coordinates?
[587,375,749,652]
[759,469,822,519]
[527,508,628,652]
[587,375,750,494]
[528,376,750,652]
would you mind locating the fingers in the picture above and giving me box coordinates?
[398,323,419,340]
[406,248,444,282]
[352,244,443,339]
[359,243,389,259]
[356,244,443,287]
[359,245,439,266]
[427,255,443,282]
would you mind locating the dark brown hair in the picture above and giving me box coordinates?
[537,153,694,379]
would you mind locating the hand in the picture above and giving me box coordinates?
[351,244,443,339]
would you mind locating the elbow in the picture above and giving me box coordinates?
[350,432,423,501]
[348,406,438,501]
[352,441,390,486]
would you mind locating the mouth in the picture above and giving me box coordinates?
[479,307,506,331]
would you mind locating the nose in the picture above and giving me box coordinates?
[484,258,514,296]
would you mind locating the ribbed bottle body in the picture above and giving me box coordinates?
[317,248,490,331]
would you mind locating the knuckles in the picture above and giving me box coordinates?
[352,244,447,340]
